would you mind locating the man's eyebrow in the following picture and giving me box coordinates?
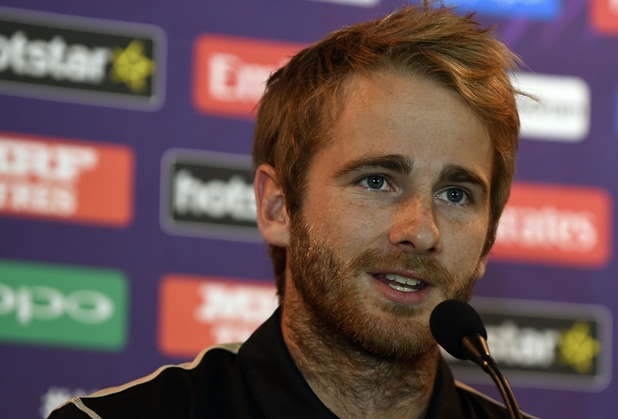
[333,154,412,178]
[440,165,490,197]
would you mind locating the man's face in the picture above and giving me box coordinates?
[285,71,494,360]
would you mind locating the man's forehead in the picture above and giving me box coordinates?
[309,72,494,187]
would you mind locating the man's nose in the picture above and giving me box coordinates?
[388,195,442,254]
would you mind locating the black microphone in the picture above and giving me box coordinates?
[430,299,524,419]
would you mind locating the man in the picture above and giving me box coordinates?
[50,3,534,418]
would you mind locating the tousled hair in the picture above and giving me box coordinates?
[253,4,523,298]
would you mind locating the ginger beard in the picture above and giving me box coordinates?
[287,214,484,362]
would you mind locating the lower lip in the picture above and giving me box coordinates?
[370,275,433,305]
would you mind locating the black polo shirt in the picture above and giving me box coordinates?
[49,308,535,418]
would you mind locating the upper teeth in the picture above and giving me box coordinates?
[384,274,423,287]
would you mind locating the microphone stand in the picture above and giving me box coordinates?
[461,334,523,419]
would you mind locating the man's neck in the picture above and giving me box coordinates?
[280,292,440,419]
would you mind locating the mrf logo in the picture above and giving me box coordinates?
[0,260,128,351]
[0,7,164,108]
[446,298,611,391]
[161,149,259,241]
[0,132,133,226]
[158,274,277,357]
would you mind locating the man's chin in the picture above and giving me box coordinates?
[320,305,437,362]
[352,327,436,362]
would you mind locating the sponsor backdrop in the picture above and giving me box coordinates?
[0,0,615,417]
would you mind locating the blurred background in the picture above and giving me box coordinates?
[0,0,615,418]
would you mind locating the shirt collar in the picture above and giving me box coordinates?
[239,307,338,418]
[239,307,466,419]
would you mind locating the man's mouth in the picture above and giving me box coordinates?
[373,273,427,293]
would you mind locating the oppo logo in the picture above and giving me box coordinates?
[0,260,127,350]
[0,283,114,325]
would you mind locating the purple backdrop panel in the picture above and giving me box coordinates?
[0,1,616,418]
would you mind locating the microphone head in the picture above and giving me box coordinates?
[430,299,487,360]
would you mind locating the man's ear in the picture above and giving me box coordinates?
[474,256,488,280]
[254,164,290,247]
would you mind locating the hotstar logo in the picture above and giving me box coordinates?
[161,149,261,241]
[0,7,164,108]
[445,297,611,391]
[0,31,111,83]
[111,40,154,93]
[559,322,601,374]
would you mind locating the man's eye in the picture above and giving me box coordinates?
[360,175,389,191]
[436,187,470,205]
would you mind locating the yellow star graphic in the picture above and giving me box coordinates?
[558,322,600,374]
[110,40,154,93]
